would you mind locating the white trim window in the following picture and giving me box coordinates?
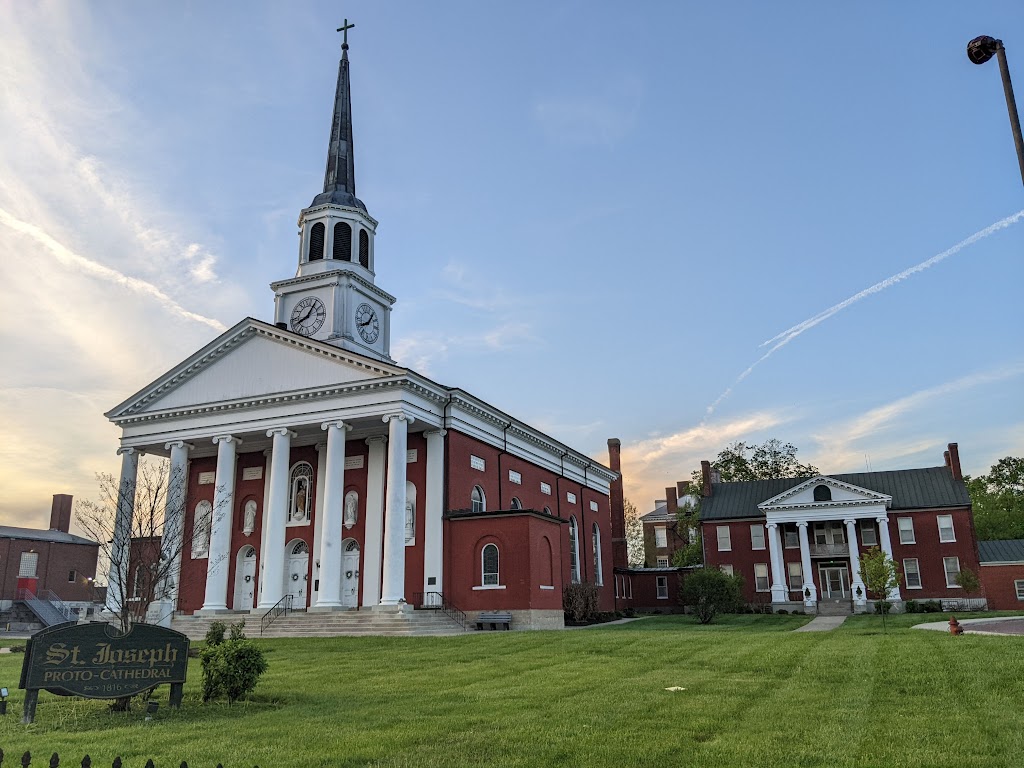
[750,524,766,550]
[656,576,669,599]
[754,563,770,592]
[568,516,581,584]
[943,556,961,588]
[897,517,916,545]
[1015,580,1024,601]
[471,485,486,513]
[937,515,956,543]
[509,497,522,511]
[18,551,38,578]
[626,577,633,599]
[68,569,77,583]
[614,576,621,599]
[717,526,732,552]
[787,561,803,592]
[859,520,878,547]
[654,526,668,549]
[592,523,604,586]
[783,525,799,549]
[482,544,499,586]
[720,564,734,576]
[903,558,922,589]
[656,556,670,568]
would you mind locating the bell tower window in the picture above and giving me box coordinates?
[309,222,325,261]
[333,222,352,261]
[359,229,369,268]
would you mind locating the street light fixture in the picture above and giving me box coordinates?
[967,35,1024,188]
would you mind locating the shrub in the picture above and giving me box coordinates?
[562,582,600,624]
[873,600,892,614]
[679,568,744,624]
[228,620,246,641]
[201,630,268,705]
[204,621,227,646]
[905,600,919,613]
[776,609,789,615]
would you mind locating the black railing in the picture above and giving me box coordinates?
[0,749,258,767]
[411,591,467,630]
[260,594,293,636]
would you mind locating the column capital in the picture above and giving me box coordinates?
[365,435,388,447]
[795,520,809,529]
[843,518,859,527]
[116,446,141,457]
[766,521,779,531]
[165,441,194,451]
[267,428,297,439]
[212,435,242,446]
[382,412,415,426]
[875,515,889,524]
[321,420,352,432]
[314,442,328,453]
[263,448,274,457]
[424,428,447,438]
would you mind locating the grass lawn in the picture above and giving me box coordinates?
[0,612,1021,767]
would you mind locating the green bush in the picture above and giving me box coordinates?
[873,600,892,614]
[679,568,744,624]
[204,621,227,646]
[776,609,789,615]
[228,620,246,641]
[200,623,268,704]
[922,600,942,613]
[562,582,601,623]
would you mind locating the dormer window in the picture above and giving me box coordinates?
[309,222,325,261]
[333,222,352,261]
[813,484,831,502]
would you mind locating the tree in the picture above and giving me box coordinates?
[623,498,645,567]
[955,567,981,608]
[858,546,901,632]
[965,457,1024,541]
[690,438,819,485]
[672,491,704,567]
[679,568,744,624]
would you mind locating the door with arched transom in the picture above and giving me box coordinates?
[285,540,309,609]
[233,546,257,610]
[341,539,360,608]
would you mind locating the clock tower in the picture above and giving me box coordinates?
[271,22,395,362]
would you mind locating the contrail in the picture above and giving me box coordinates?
[705,208,1024,418]
[0,207,227,332]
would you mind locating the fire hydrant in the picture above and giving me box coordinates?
[949,615,964,636]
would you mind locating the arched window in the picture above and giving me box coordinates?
[509,497,522,510]
[288,462,314,524]
[291,540,309,556]
[813,484,832,502]
[309,222,325,261]
[541,536,553,585]
[333,222,352,261]
[358,229,369,268]
[543,506,552,516]
[191,500,213,559]
[592,523,604,586]
[568,516,581,584]
[482,543,499,586]
[471,485,486,513]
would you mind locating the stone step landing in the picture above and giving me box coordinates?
[171,609,467,640]
[816,600,854,617]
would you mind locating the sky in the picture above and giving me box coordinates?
[1,1,1022,530]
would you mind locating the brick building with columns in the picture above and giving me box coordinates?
[699,443,982,613]
[102,32,620,630]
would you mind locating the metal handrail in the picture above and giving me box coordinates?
[17,589,70,626]
[38,589,77,622]
[412,591,467,630]
[260,593,293,636]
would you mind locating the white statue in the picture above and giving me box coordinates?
[191,500,212,558]
[243,500,257,536]
[405,498,415,543]
[344,491,358,529]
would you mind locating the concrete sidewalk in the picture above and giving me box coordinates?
[793,616,847,632]
[913,615,1024,636]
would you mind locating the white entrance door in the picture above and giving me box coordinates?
[819,566,850,599]
[341,539,360,608]
[233,546,257,610]
[286,540,310,609]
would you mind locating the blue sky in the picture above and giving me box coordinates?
[1,1,1022,527]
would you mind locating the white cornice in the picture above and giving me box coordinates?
[298,203,379,229]
[270,270,396,305]
[758,475,892,511]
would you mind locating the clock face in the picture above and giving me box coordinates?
[355,302,379,344]
[290,296,326,336]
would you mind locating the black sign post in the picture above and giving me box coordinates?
[19,622,190,724]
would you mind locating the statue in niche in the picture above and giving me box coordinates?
[191,501,212,559]
[243,500,257,536]
[292,477,308,522]
[405,498,415,544]
[344,491,358,529]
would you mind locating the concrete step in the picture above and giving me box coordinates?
[171,609,467,640]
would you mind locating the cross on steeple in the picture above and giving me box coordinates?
[337,19,355,50]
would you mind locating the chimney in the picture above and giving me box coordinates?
[676,480,691,498]
[947,442,962,481]
[607,438,628,569]
[701,460,713,498]
[50,494,73,533]
[665,487,678,514]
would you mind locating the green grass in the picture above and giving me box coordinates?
[0,613,1022,767]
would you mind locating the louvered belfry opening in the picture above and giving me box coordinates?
[333,222,352,261]
[813,484,831,502]
[359,229,369,268]
[309,222,326,261]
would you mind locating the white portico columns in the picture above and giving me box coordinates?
[796,521,817,605]
[314,421,351,609]
[362,436,388,607]
[380,413,414,607]
[257,428,295,610]
[845,518,867,607]
[201,435,241,612]
[876,515,902,601]
[766,523,787,603]
[423,429,446,601]
[106,447,140,615]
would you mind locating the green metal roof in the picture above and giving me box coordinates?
[699,466,970,521]
[978,539,1024,564]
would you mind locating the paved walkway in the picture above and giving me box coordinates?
[913,616,1024,636]
[793,616,848,632]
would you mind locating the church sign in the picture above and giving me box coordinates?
[19,622,189,723]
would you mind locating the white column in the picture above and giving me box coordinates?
[380,413,414,606]
[423,429,446,602]
[257,428,295,610]
[153,441,191,624]
[315,421,350,609]
[311,442,328,605]
[845,518,867,606]
[106,446,140,615]
[257,448,272,605]
[797,521,817,604]
[202,435,240,612]
[766,522,787,603]
[362,436,387,607]
[876,515,902,601]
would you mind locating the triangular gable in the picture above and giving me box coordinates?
[757,475,892,511]
[107,318,405,419]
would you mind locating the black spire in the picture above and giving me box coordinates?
[310,20,366,211]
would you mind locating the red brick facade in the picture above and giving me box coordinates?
[979,563,1024,609]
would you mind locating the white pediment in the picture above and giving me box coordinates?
[758,476,891,512]
[107,319,405,419]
